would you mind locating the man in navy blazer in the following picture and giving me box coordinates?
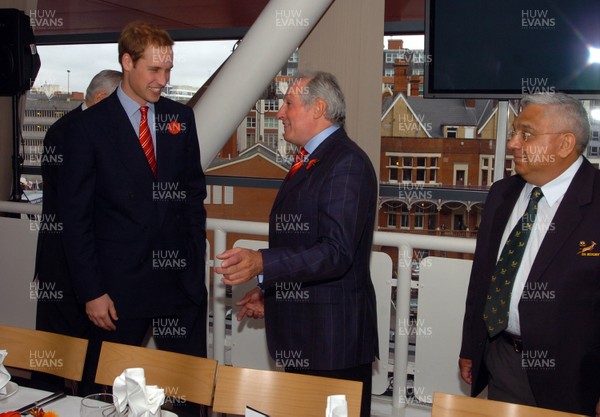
[460,93,600,416]
[59,22,207,395]
[216,71,378,417]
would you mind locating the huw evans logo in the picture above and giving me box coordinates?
[29,10,63,29]
[29,350,63,369]
[521,10,556,29]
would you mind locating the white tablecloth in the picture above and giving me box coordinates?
[0,385,81,414]
[0,385,179,416]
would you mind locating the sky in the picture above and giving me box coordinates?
[34,35,424,93]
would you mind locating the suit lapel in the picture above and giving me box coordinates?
[526,160,594,283]
[487,178,525,268]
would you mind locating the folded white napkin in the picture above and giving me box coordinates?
[113,368,165,417]
[326,394,348,417]
[0,350,10,395]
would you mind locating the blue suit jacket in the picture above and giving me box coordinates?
[261,128,379,370]
[461,158,600,415]
[58,92,207,318]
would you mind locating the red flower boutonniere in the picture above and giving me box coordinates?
[306,159,319,171]
[167,121,182,135]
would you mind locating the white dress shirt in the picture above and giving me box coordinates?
[504,156,583,335]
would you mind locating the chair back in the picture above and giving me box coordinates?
[95,341,217,406]
[0,323,88,381]
[212,365,363,417]
[432,392,589,417]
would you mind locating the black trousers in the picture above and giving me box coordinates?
[80,301,207,416]
[286,363,373,417]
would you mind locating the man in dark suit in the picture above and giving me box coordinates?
[35,69,122,338]
[459,92,600,416]
[216,71,378,417]
[32,69,121,394]
[58,22,207,397]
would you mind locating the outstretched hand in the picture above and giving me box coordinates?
[216,247,263,285]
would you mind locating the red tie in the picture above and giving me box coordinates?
[287,147,308,178]
[139,106,157,176]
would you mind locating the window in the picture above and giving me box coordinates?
[264,117,278,129]
[263,133,278,149]
[414,205,424,229]
[246,117,256,128]
[446,127,458,138]
[384,68,395,77]
[264,100,279,111]
[387,213,397,228]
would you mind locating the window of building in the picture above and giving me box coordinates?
[446,127,458,138]
[263,133,278,149]
[264,99,279,111]
[384,68,394,77]
[264,117,278,129]
[414,205,425,229]
[387,213,397,228]
[246,117,256,128]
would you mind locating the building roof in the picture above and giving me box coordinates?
[382,93,497,137]
[207,142,289,172]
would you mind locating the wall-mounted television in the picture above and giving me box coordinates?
[424,0,600,99]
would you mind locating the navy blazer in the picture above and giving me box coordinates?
[261,128,379,370]
[35,104,83,288]
[58,92,207,318]
[461,158,600,415]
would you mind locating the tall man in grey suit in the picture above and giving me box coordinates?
[460,93,600,416]
[216,71,378,417]
[59,22,207,399]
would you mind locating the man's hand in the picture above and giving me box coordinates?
[236,287,265,321]
[216,247,263,285]
[459,357,473,385]
[86,293,118,331]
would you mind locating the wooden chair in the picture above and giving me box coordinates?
[95,341,218,406]
[212,365,363,417]
[431,392,589,417]
[0,323,88,381]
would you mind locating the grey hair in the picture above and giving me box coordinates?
[294,71,346,126]
[85,69,122,101]
[521,92,590,154]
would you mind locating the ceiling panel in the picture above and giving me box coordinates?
[31,0,424,41]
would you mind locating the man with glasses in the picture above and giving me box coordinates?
[459,92,599,416]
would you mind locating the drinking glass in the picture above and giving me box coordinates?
[80,393,121,417]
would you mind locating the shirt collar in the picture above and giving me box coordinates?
[116,84,155,117]
[525,155,583,207]
[303,124,340,155]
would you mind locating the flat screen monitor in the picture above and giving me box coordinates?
[424,0,600,99]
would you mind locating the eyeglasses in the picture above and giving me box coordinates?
[507,130,565,142]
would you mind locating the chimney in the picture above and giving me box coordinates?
[388,39,404,50]
[393,58,409,95]
[465,99,476,108]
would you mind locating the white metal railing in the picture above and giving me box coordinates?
[207,218,476,416]
[0,201,477,416]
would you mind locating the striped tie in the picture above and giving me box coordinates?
[139,106,157,176]
[287,147,308,179]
